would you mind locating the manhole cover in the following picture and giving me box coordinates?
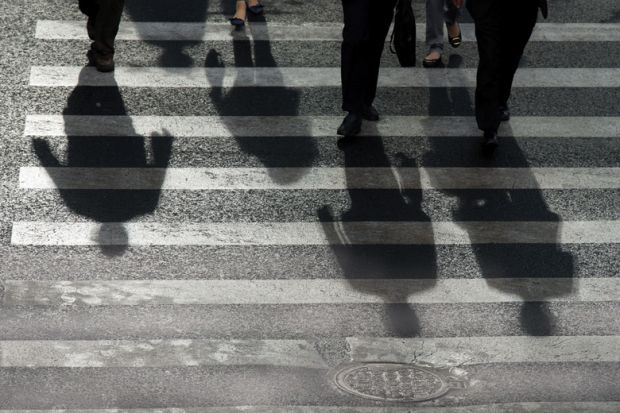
[334,363,464,402]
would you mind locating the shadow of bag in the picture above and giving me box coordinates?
[390,0,416,67]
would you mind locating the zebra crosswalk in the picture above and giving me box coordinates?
[28,66,620,88]
[9,221,620,245]
[1,0,619,410]
[2,278,619,304]
[25,114,620,137]
[35,20,620,42]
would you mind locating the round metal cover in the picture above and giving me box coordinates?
[335,363,451,402]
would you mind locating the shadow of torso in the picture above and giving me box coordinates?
[32,67,172,256]
[319,131,438,337]
[421,55,575,335]
[205,19,319,185]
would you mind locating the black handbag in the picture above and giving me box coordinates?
[390,0,416,67]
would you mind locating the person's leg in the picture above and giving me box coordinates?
[79,0,98,40]
[363,0,397,108]
[83,0,124,72]
[338,0,373,135]
[444,0,461,26]
[79,0,98,17]
[232,0,248,22]
[444,0,461,46]
[468,0,503,134]
[90,0,125,58]
[341,0,372,113]
[426,0,445,58]
[498,0,539,108]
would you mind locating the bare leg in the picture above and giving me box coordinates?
[447,21,460,38]
[232,0,247,21]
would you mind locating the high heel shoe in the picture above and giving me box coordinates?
[229,17,245,27]
[422,52,443,68]
[447,22,462,48]
[247,2,264,15]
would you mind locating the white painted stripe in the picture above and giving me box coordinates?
[528,23,620,42]
[1,278,617,306]
[0,339,327,368]
[36,20,620,42]
[3,404,620,413]
[24,115,620,138]
[19,167,620,190]
[10,221,620,246]
[29,67,620,88]
[348,336,620,366]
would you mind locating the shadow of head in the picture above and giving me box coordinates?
[97,222,129,257]
[123,0,213,67]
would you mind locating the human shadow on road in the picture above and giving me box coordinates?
[421,55,575,336]
[205,15,318,184]
[124,0,216,67]
[319,122,437,337]
[32,66,172,256]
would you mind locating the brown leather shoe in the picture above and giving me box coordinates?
[88,50,115,73]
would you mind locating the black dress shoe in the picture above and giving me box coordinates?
[499,104,510,121]
[482,130,499,155]
[361,105,380,121]
[337,112,362,137]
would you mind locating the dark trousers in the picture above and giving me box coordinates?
[341,0,398,113]
[79,0,125,57]
[467,0,539,132]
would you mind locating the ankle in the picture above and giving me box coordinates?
[447,22,460,36]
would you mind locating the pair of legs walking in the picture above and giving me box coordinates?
[338,0,398,136]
